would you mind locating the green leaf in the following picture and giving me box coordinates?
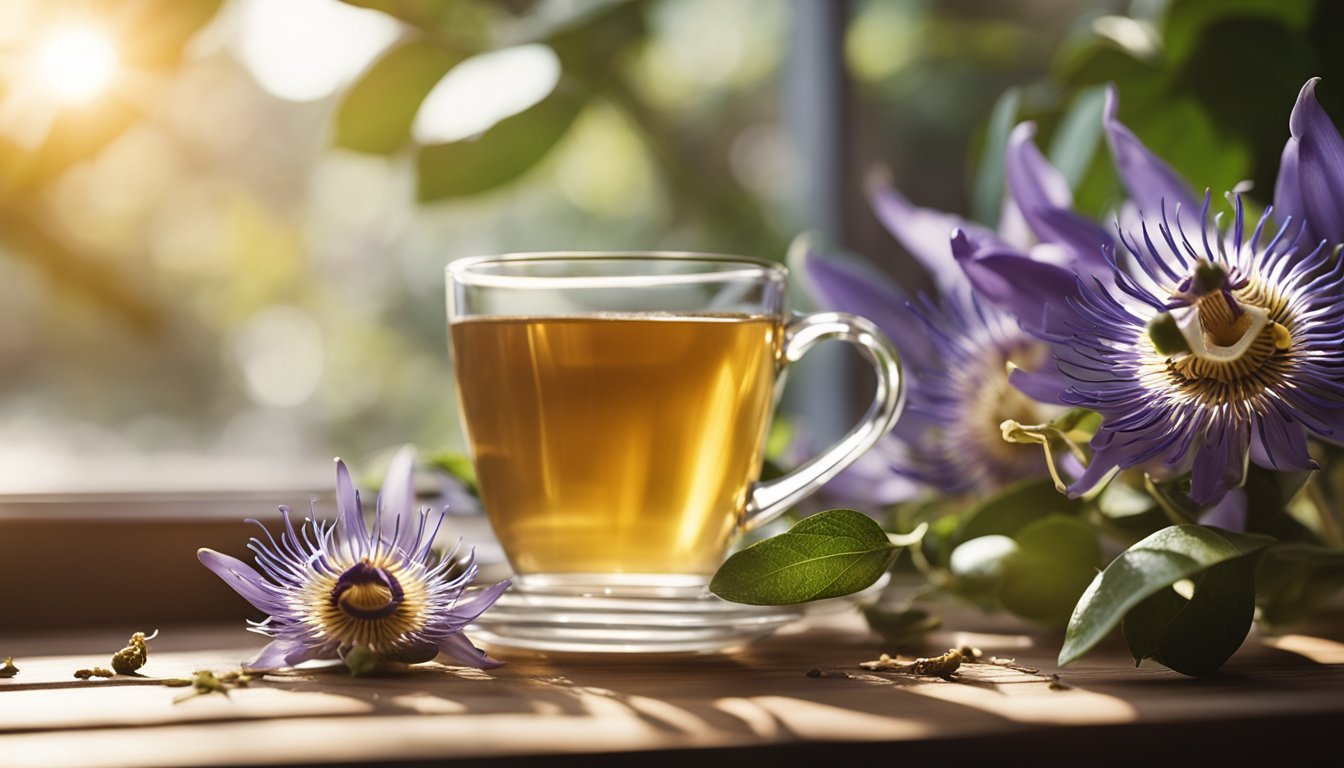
[416,81,588,200]
[1047,85,1107,190]
[335,40,466,154]
[953,477,1081,547]
[1058,525,1273,666]
[864,606,942,647]
[709,509,898,605]
[1121,556,1255,676]
[1000,516,1101,627]
[971,87,1021,228]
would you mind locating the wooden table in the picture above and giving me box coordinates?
[3,609,1341,766]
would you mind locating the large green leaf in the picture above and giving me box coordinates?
[415,81,588,200]
[1000,515,1101,627]
[1058,525,1272,666]
[709,509,899,605]
[1121,556,1255,676]
[335,40,466,154]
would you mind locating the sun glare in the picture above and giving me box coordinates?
[37,26,119,104]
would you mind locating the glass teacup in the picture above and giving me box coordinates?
[447,253,903,651]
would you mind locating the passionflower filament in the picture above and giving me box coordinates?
[199,447,510,671]
[1060,195,1344,504]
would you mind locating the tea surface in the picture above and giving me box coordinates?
[452,314,780,576]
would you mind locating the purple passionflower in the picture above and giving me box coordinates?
[199,447,510,672]
[794,239,1055,501]
[1276,78,1344,246]
[1059,196,1344,505]
[793,114,1129,503]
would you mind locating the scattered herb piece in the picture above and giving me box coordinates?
[911,648,964,678]
[860,648,964,679]
[173,670,228,704]
[172,669,255,703]
[111,629,158,675]
[0,657,18,678]
[74,667,116,679]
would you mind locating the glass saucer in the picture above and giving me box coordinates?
[466,573,889,654]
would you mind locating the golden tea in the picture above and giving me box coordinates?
[451,313,781,576]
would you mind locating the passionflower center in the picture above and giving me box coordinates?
[332,560,405,620]
[1150,273,1295,405]
[1168,291,1290,384]
[963,344,1049,473]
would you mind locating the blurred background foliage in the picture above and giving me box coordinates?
[0,0,1337,489]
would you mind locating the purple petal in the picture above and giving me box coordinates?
[951,230,1083,337]
[1274,132,1304,232]
[866,174,993,291]
[1007,122,1072,209]
[446,579,512,628]
[1288,77,1344,245]
[1249,413,1316,472]
[376,446,420,554]
[1103,84,1198,219]
[1008,365,1067,404]
[435,632,503,669]
[1029,207,1113,271]
[793,239,939,372]
[334,458,368,552]
[243,639,330,672]
[1188,419,1248,506]
[1199,488,1247,532]
[198,548,286,614]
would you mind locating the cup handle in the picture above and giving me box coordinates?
[741,311,905,534]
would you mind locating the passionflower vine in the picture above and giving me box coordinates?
[199,447,510,672]
[1060,196,1344,505]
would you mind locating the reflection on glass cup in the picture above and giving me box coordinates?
[447,253,904,602]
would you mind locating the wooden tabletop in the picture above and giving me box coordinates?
[2,609,1341,767]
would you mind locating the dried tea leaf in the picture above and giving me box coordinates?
[111,630,158,675]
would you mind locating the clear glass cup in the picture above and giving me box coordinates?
[447,252,903,652]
